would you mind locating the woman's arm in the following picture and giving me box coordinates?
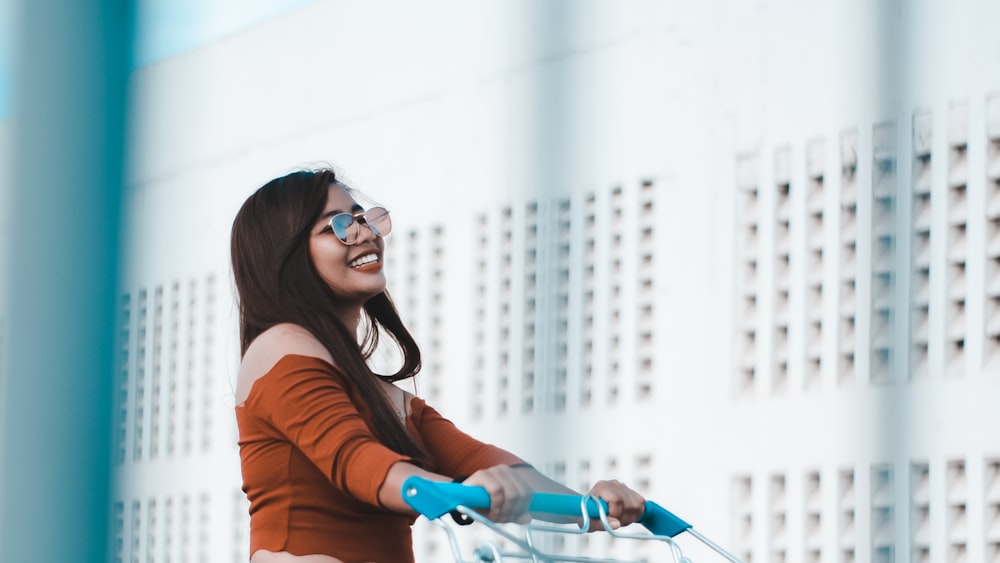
[510,464,577,495]
[377,461,448,513]
[406,399,645,528]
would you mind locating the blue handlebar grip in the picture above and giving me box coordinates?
[402,476,604,519]
[401,476,692,538]
[638,500,691,537]
[402,477,490,519]
[526,492,606,516]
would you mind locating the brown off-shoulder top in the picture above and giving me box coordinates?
[235,354,522,563]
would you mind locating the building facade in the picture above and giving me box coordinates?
[105,1,1000,562]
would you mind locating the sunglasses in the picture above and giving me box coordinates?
[328,207,392,245]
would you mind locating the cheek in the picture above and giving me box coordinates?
[310,240,346,276]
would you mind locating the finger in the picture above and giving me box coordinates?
[499,473,521,520]
[627,489,647,524]
[621,502,643,525]
[603,493,624,520]
[485,482,506,521]
[494,466,531,522]
[466,470,504,520]
[467,465,534,523]
[591,480,645,527]
[614,488,639,523]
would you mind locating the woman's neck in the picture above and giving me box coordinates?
[337,306,362,332]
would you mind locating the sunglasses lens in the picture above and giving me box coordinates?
[330,214,359,244]
[366,207,391,237]
[329,208,391,245]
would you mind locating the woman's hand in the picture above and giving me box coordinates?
[463,464,534,524]
[587,479,646,530]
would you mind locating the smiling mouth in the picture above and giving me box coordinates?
[349,253,380,268]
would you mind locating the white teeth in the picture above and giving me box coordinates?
[349,253,379,268]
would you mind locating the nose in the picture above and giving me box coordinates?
[355,219,379,243]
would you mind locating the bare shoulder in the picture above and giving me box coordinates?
[235,323,334,405]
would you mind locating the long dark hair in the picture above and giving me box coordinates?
[230,168,426,461]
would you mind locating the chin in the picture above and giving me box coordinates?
[329,273,387,299]
[357,284,387,301]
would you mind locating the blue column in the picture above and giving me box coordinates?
[0,0,133,561]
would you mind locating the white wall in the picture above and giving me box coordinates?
[116,1,1000,562]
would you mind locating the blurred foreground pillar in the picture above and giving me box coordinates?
[0,1,132,561]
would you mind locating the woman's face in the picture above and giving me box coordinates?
[309,184,387,305]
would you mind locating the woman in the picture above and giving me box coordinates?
[231,168,645,563]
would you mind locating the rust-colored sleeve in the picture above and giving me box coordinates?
[411,398,525,478]
[243,355,412,507]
